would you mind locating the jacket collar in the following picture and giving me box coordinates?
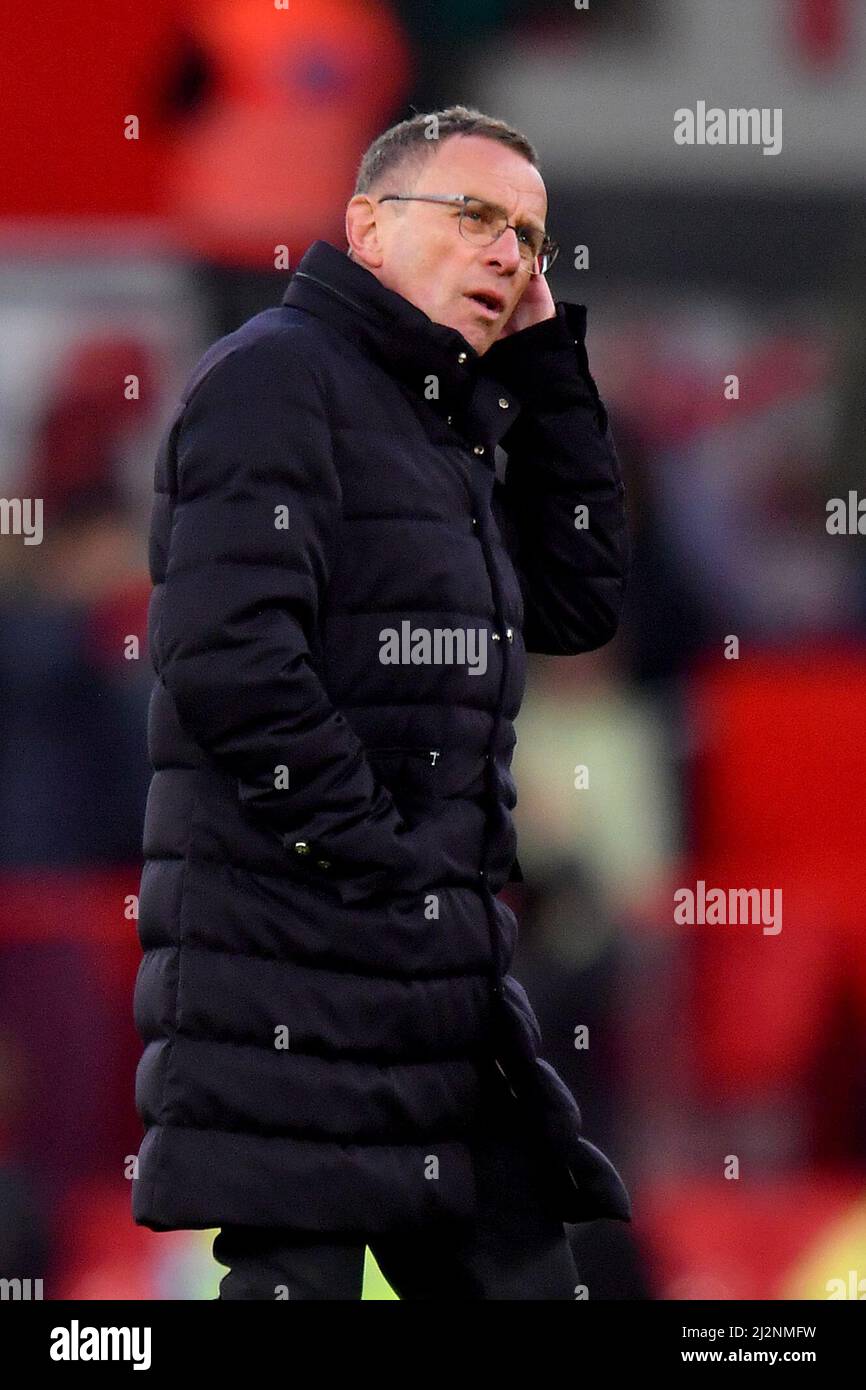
[281,240,512,422]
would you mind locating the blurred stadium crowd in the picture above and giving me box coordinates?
[1,0,865,1298]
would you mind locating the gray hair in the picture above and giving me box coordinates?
[352,104,539,200]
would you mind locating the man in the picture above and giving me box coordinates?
[132,105,631,1299]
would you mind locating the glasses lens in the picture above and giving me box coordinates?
[533,242,558,275]
[458,199,506,242]
[458,199,556,272]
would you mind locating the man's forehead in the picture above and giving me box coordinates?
[420,137,547,223]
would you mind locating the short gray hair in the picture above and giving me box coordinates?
[353,104,539,200]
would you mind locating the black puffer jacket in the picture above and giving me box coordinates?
[132,239,631,1236]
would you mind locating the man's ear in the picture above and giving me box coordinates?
[346,195,384,270]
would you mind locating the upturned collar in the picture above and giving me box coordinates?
[281,240,493,408]
[281,240,594,446]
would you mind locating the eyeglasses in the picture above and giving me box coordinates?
[377,193,559,275]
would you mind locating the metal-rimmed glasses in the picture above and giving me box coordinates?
[377,193,559,275]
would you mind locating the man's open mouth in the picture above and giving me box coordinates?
[465,291,504,316]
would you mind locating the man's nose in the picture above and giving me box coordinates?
[484,226,523,273]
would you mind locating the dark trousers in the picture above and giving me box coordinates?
[213,1064,580,1300]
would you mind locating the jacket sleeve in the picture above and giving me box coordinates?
[485,301,630,656]
[155,332,433,904]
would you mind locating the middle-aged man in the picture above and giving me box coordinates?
[132,105,631,1300]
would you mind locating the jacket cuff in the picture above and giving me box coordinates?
[484,302,605,421]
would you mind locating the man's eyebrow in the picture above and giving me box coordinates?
[465,194,546,239]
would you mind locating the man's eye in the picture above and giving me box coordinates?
[463,207,483,222]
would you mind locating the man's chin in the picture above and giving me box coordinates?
[457,321,496,356]
[432,309,497,356]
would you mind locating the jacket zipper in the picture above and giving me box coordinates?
[493,1057,520,1101]
[492,1060,582,1194]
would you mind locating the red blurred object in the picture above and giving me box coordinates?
[787,0,851,71]
[632,336,829,451]
[83,575,152,670]
[0,2,182,218]
[25,335,159,526]
[690,645,866,871]
[53,1178,169,1299]
[163,0,411,268]
[640,1171,865,1299]
[682,647,866,1132]
[0,867,136,945]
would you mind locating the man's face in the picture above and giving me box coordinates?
[361,135,548,355]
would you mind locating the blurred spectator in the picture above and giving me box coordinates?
[609,410,716,684]
[0,334,153,866]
